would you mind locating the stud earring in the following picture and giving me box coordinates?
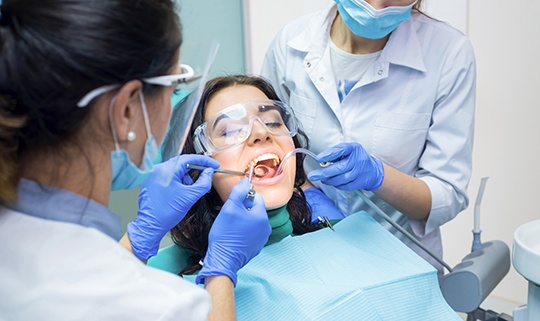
[127,131,136,141]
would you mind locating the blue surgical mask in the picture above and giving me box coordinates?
[335,0,416,40]
[110,92,159,191]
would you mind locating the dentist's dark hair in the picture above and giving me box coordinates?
[170,75,319,276]
[0,0,182,205]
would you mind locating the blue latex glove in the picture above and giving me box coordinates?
[308,142,385,191]
[304,187,345,222]
[128,154,219,261]
[196,179,271,286]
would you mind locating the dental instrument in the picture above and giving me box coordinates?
[274,148,331,177]
[244,165,256,210]
[317,215,335,231]
[187,163,258,209]
[186,163,245,176]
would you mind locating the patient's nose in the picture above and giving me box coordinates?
[247,118,273,146]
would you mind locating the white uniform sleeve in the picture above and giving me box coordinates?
[412,36,476,237]
[0,211,212,321]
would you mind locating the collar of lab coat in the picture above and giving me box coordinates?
[12,178,122,240]
[287,4,427,73]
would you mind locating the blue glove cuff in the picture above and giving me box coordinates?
[196,266,237,287]
[304,187,344,222]
[127,221,160,261]
[366,158,385,191]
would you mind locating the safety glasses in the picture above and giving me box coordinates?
[77,64,195,107]
[193,100,298,156]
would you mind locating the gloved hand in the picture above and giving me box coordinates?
[303,187,345,222]
[196,179,271,286]
[128,154,219,261]
[307,142,384,191]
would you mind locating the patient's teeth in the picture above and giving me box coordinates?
[245,153,280,172]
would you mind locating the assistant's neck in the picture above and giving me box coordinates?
[330,13,389,55]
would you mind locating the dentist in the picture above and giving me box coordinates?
[0,0,270,320]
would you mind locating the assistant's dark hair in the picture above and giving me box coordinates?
[0,0,182,205]
[170,75,318,275]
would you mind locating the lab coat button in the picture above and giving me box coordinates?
[377,70,383,75]
[319,76,325,82]
[306,62,311,68]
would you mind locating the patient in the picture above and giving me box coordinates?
[170,75,344,275]
[159,76,460,320]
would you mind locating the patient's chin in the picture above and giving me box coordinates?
[266,203,288,210]
[260,189,293,210]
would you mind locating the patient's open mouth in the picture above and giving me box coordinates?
[245,153,280,179]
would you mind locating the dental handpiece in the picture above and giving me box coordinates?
[244,165,256,210]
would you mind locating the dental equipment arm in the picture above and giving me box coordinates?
[472,177,489,252]
[355,190,454,273]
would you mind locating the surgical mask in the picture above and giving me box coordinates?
[110,91,158,191]
[193,100,298,156]
[335,0,416,40]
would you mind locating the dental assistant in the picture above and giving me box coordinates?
[0,1,270,320]
[261,0,476,276]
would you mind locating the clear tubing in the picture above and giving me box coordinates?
[274,148,330,177]
[356,190,453,273]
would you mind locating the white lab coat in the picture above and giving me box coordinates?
[261,4,476,275]
[0,208,210,321]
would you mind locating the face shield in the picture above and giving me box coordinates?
[152,41,220,186]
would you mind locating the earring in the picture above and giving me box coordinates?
[127,131,136,141]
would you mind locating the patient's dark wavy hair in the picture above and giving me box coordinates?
[170,75,319,275]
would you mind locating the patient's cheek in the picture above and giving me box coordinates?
[213,176,238,202]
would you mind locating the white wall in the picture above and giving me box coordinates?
[244,0,540,309]
[441,0,540,307]
[243,0,332,74]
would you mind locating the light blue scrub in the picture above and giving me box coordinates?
[12,178,121,240]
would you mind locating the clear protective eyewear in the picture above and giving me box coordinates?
[76,64,196,107]
[193,100,298,156]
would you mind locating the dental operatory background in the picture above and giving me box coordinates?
[108,0,540,315]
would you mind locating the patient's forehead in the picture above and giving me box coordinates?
[205,85,269,120]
